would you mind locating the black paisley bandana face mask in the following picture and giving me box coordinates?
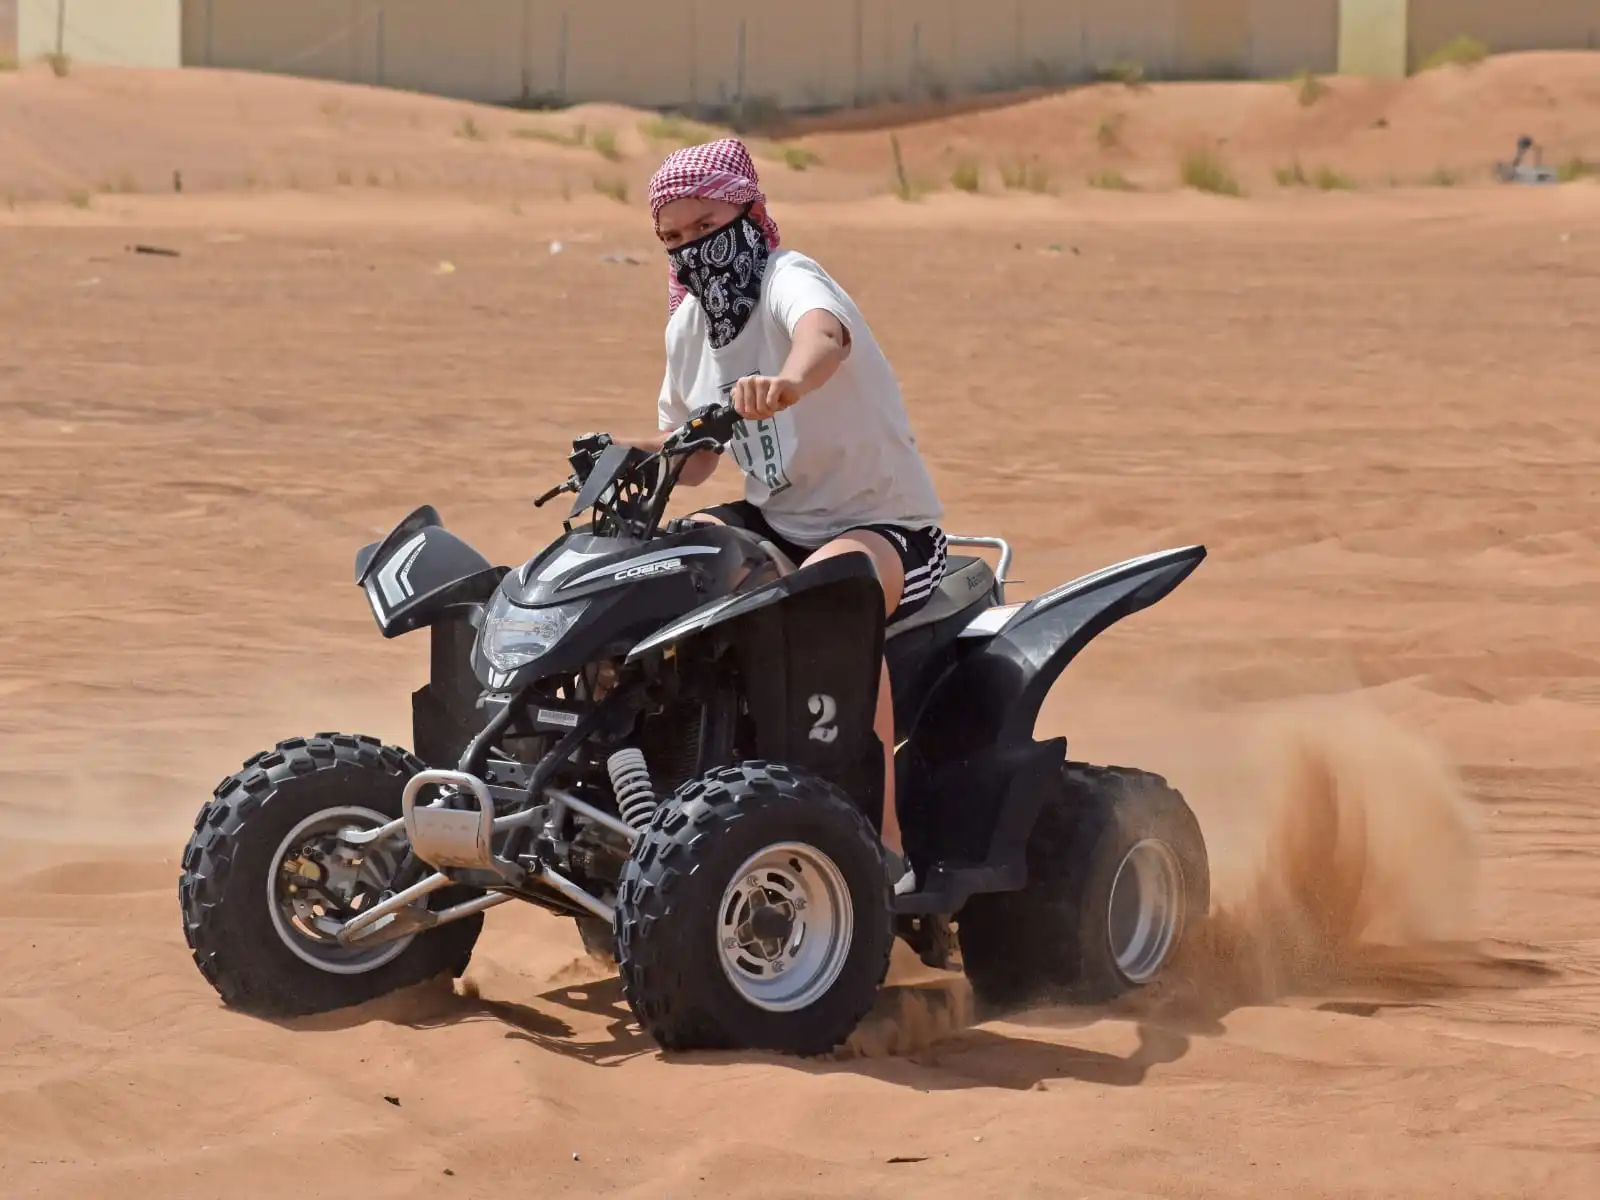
[668,208,771,349]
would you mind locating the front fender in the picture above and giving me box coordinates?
[907,545,1206,763]
[355,505,506,638]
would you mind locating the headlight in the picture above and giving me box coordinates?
[480,594,584,672]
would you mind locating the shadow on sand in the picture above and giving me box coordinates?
[275,936,1563,1092]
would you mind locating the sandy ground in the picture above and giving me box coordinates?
[3,61,1600,1200]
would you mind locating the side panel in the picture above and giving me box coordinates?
[631,554,888,825]
[356,507,504,639]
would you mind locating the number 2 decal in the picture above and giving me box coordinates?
[807,693,838,744]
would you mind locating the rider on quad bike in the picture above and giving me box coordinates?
[637,137,944,896]
[176,141,1211,1060]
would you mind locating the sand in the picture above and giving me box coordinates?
[2,55,1599,1199]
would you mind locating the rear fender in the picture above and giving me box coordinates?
[355,506,507,639]
[628,553,888,826]
[895,545,1204,889]
[908,545,1206,763]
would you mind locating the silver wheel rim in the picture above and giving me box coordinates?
[715,841,855,1013]
[1106,839,1185,984]
[267,805,416,975]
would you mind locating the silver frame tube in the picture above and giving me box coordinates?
[337,870,452,942]
[945,534,1015,600]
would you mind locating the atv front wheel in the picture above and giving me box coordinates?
[615,762,893,1056]
[958,764,1208,1013]
[178,733,484,1017]
[575,915,618,964]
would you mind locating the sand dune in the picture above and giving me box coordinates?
[796,50,1600,190]
[3,52,1598,206]
[3,58,1600,1199]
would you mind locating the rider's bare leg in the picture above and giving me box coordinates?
[805,532,906,864]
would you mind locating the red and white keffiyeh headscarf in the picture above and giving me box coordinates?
[648,137,782,315]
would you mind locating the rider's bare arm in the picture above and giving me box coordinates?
[730,309,850,420]
[675,448,721,486]
[779,308,852,394]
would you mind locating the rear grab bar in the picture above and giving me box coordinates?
[944,535,1014,601]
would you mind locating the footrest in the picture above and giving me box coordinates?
[402,769,498,871]
[892,862,1026,916]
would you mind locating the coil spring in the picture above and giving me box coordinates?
[607,747,658,831]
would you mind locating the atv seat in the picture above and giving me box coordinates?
[886,555,998,739]
[887,555,995,639]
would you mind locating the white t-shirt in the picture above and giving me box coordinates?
[656,249,944,548]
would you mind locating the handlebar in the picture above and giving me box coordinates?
[534,402,740,515]
[663,402,741,453]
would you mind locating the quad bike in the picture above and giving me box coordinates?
[178,402,1210,1055]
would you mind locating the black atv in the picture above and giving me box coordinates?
[178,403,1210,1055]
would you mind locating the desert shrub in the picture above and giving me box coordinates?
[1419,36,1488,72]
[1181,147,1241,196]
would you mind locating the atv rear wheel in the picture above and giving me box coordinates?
[958,764,1208,1013]
[179,733,484,1017]
[615,762,893,1056]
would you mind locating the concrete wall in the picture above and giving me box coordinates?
[1339,0,1407,78]
[1408,0,1600,70]
[1247,0,1341,78]
[1,1,17,62]
[178,0,1351,108]
[171,1,1600,108]
[19,0,180,67]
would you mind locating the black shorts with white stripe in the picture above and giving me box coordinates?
[690,501,949,621]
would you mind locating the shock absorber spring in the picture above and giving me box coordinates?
[607,747,658,831]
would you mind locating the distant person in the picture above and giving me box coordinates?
[639,136,945,895]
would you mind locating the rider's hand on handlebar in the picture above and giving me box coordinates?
[730,375,801,422]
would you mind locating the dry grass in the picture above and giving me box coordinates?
[1087,168,1137,192]
[65,188,92,209]
[999,158,1054,194]
[1096,113,1125,151]
[98,173,140,195]
[1096,59,1145,88]
[1181,147,1241,196]
[639,114,723,147]
[593,176,630,204]
[512,124,587,147]
[590,128,622,161]
[889,133,927,201]
[1275,158,1311,187]
[1428,166,1460,187]
[949,158,982,193]
[1419,35,1488,72]
[782,145,821,172]
[1315,165,1356,191]
[1294,70,1331,107]
[0,55,18,72]
[455,115,486,142]
[1557,156,1594,183]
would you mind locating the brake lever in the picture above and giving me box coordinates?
[534,478,577,508]
[663,434,724,457]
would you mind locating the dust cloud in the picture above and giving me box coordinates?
[1172,697,1482,1008]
